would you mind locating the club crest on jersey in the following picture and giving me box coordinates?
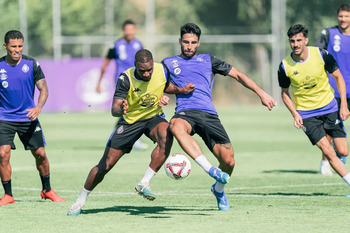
[139,93,158,107]
[2,81,8,88]
[22,64,29,73]
[171,60,179,68]
[196,57,204,62]
[0,69,7,80]
[174,68,181,75]
[133,43,141,50]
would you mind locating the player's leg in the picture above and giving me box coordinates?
[0,145,15,205]
[136,119,171,200]
[320,136,333,176]
[170,116,228,183]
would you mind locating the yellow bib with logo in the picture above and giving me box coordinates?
[123,62,166,124]
[282,46,334,110]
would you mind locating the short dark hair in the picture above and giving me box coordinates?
[122,19,136,29]
[4,30,24,44]
[135,49,153,63]
[337,4,350,14]
[180,23,201,40]
[287,24,308,38]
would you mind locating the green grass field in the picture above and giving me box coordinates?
[1,106,350,233]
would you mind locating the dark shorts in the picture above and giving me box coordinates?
[107,117,168,153]
[0,120,46,150]
[302,111,346,145]
[335,97,350,110]
[171,110,231,151]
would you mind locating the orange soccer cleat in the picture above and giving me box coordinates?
[0,194,15,205]
[41,190,65,202]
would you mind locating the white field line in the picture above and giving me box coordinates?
[11,182,347,200]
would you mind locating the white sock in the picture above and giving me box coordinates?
[342,173,350,186]
[76,187,91,204]
[321,160,330,166]
[214,181,225,193]
[139,167,157,185]
[195,155,213,173]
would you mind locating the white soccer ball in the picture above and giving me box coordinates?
[164,153,191,180]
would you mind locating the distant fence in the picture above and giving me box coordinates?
[36,58,116,112]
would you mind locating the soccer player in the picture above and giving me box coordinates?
[315,4,350,176]
[278,24,350,195]
[0,30,65,205]
[96,19,147,150]
[161,23,276,211]
[68,49,195,216]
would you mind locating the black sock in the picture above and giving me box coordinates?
[2,180,12,196]
[40,174,51,192]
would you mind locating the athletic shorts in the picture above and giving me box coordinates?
[335,97,350,110]
[107,116,168,153]
[0,120,46,150]
[302,111,346,145]
[171,110,231,151]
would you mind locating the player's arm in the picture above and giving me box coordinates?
[164,81,195,94]
[323,48,350,120]
[227,67,276,110]
[111,74,129,117]
[97,47,116,93]
[26,61,48,121]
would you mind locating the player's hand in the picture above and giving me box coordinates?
[121,99,128,114]
[159,95,169,106]
[182,82,195,94]
[26,106,42,121]
[293,112,303,129]
[340,106,350,121]
[96,84,102,93]
[260,93,277,111]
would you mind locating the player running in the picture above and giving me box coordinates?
[162,23,276,211]
[315,4,350,175]
[0,30,65,205]
[278,24,350,195]
[68,49,195,216]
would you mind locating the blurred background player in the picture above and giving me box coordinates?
[315,3,350,176]
[279,24,350,196]
[0,30,65,205]
[96,19,147,150]
[68,49,194,216]
[162,23,276,211]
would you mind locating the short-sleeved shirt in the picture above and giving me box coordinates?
[315,26,350,98]
[161,54,232,115]
[106,38,142,81]
[278,46,338,118]
[0,55,45,122]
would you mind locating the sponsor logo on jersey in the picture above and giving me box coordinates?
[0,69,7,80]
[116,126,124,134]
[139,93,158,107]
[2,81,8,88]
[171,59,179,68]
[34,126,42,133]
[118,44,127,60]
[333,35,341,52]
[133,87,141,92]
[301,76,318,89]
[22,64,29,73]
[196,57,204,62]
[174,68,181,75]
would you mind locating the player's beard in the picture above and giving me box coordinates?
[181,46,197,59]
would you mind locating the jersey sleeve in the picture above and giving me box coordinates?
[106,47,116,59]
[113,73,130,99]
[33,60,45,83]
[210,55,232,76]
[278,62,290,88]
[320,48,339,74]
[314,28,329,50]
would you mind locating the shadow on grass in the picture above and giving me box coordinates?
[82,205,214,217]
[231,192,330,197]
[262,169,318,174]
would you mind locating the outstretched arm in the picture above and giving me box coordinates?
[164,81,195,94]
[96,58,112,93]
[281,88,303,129]
[26,79,48,121]
[227,67,276,110]
[331,69,350,121]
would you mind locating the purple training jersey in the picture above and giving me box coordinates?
[0,55,45,122]
[162,54,232,115]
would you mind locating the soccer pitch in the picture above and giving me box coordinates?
[1,106,350,233]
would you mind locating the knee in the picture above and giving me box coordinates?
[0,147,11,163]
[32,147,47,161]
[337,147,348,157]
[221,152,235,168]
[169,119,184,137]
